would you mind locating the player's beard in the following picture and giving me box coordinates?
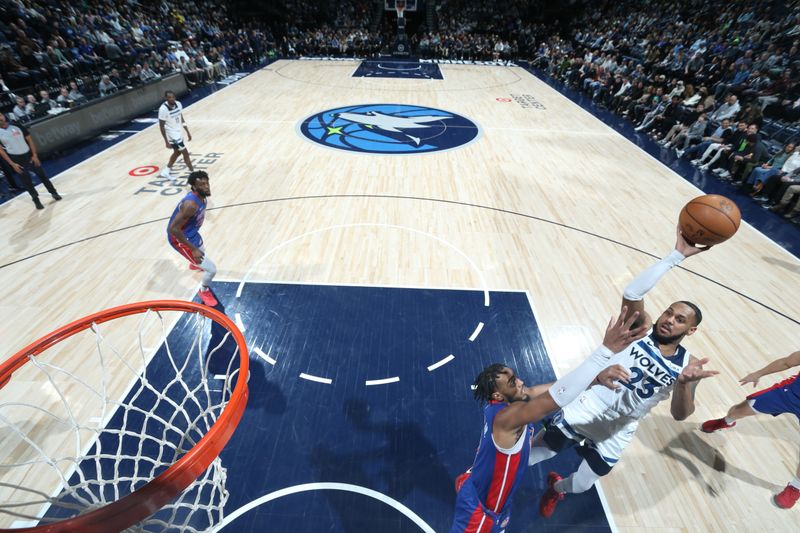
[651,329,684,345]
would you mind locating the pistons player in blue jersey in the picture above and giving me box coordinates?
[702,349,800,509]
[450,308,647,533]
[167,171,218,306]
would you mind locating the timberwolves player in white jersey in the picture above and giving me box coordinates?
[534,227,719,519]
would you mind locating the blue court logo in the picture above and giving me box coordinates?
[298,104,481,154]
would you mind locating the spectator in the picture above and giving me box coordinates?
[98,74,118,97]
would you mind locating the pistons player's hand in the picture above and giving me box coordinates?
[738,372,761,388]
[595,364,630,390]
[191,247,204,263]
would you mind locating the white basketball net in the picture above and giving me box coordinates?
[0,308,242,531]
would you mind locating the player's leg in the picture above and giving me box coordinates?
[701,399,757,432]
[162,147,181,178]
[540,425,628,518]
[196,246,218,306]
[180,147,194,172]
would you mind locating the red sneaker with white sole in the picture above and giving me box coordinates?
[774,484,800,509]
[539,472,564,518]
[198,289,218,307]
[700,417,736,433]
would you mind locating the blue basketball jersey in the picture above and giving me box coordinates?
[467,401,532,516]
[167,192,206,247]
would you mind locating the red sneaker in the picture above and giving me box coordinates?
[774,484,800,509]
[198,289,218,307]
[539,472,564,518]
[189,263,202,271]
[700,418,736,433]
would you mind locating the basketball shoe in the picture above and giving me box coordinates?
[160,166,171,179]
[539,472,564,518]
[774,484,800,509]
[198,288,218,307]
[701,417,736,433]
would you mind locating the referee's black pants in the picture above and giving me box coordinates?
[9,152,58,200]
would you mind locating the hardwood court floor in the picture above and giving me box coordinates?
[1,60,799,531]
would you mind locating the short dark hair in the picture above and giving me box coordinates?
[677,300,703,326]
[473,363,506,404]
[164,90,175,97]
[187,170,208,187]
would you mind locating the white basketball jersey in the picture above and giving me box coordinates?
[158,101,183,137]
[587,330,690,419]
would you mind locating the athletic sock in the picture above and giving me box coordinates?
[789,477,800,490]
[724,416,735,425]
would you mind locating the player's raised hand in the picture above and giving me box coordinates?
[677,357,719,384]
[676,224,711,257]
[738,372,761,388]
[595,364,630,390]
[602,306,649,353]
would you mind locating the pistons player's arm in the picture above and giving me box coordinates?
[168,199,203,263]
[670,355,719,420]
[493,309,644,448]
[738,350,800,388]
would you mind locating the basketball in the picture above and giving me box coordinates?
[678,194,741,246]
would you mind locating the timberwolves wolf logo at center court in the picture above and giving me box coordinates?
[298,104,481,154]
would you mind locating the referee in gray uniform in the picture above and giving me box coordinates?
[0,113,60,209]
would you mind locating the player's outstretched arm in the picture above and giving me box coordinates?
[621,225,709,329]
[739,350,800,388]
[495,308,646,432]
[670,356,719,420]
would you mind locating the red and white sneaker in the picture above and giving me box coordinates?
[189,263,202,271]
[539,472,564,518]
[198,288,218,307]
[701,418,736,433]
[774,484,800,509]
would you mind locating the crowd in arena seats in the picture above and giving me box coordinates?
[528,0,800,223]
[0,0,277,125]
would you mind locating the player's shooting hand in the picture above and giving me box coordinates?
[677,357,719,384]
[595,364,630,390]
[602,306,649,353]
[738,372,760,388]
[676,224,711,256]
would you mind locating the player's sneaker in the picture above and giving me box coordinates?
[198,288,218,307]
[189,263,202,271]
[700,417,736,433]
[539,472,564,518]
[774,484,800,509]
[159,167,171,179]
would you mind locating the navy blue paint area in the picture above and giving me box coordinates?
[353,60,443,80]
[39,282,611,532]
[519,62,799,258]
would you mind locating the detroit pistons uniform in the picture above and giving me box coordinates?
[167,191,206,261]
[451,401,533,533]
[747,372,800,419]
[546,331,690,473]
